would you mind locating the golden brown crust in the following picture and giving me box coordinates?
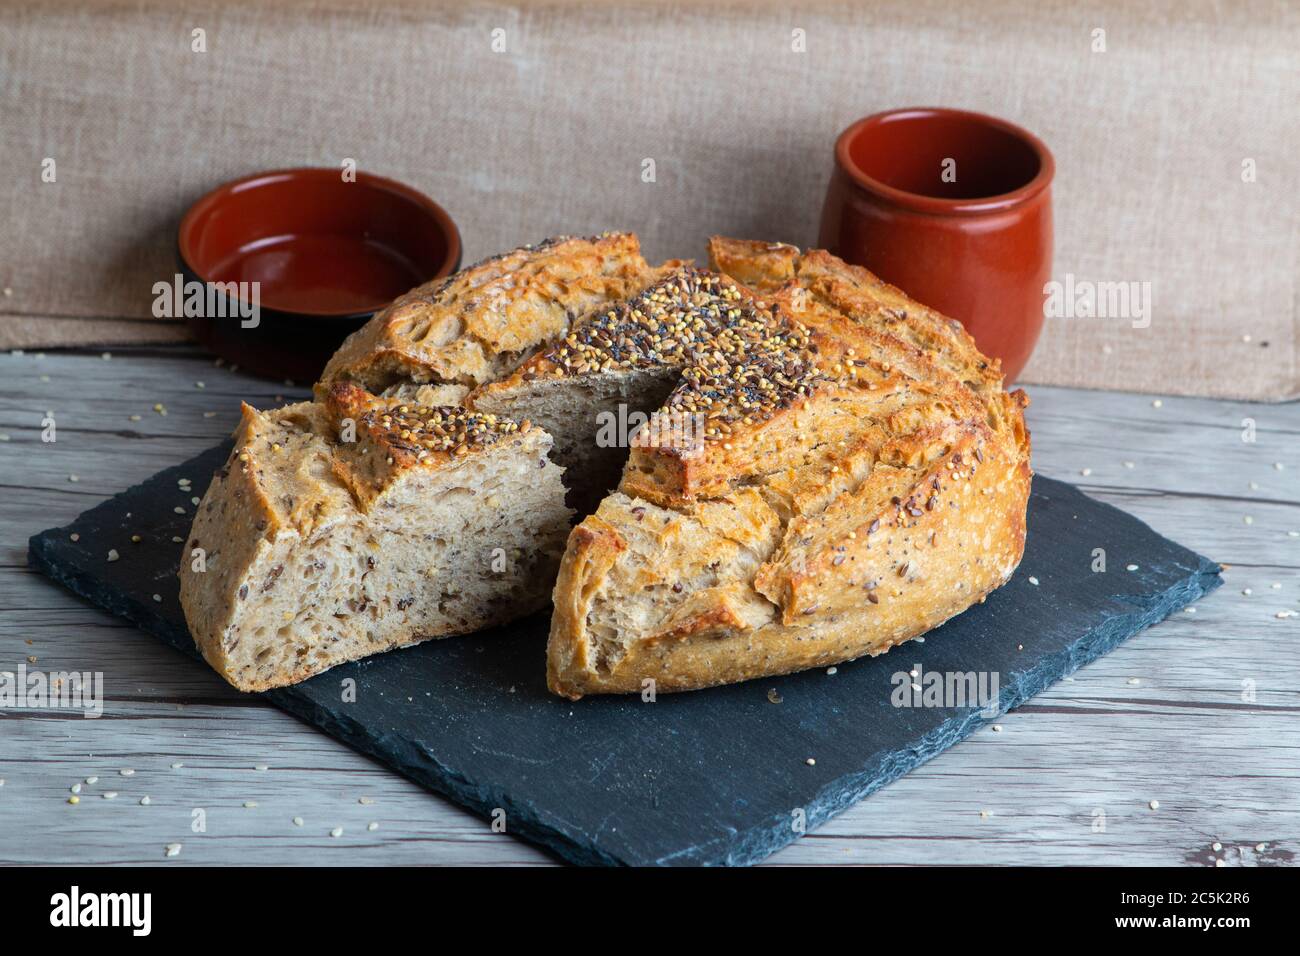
[547,238,1032,699]
[317,233,657,394]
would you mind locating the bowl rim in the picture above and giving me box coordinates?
[834,107,1055,216]
[176,166,462,320]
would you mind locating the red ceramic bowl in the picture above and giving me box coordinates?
[819,108,1054,382]
[178,168,461,381]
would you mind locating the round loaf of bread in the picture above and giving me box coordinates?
[180,233,1030,695]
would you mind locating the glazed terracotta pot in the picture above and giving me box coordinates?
[178,168,461,382]
[819,108,1054,382]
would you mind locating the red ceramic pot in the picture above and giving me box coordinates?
[178,168,460,382]
[819,108,1054,382]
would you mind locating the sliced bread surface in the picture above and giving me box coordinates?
[179,384,571,691]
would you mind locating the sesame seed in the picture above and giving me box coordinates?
[140,796,151,806]
[293,816,304,826]
[368,822,379,832]
[330,827,343,838]
[1148,800,1159,810]
[164,843,182,857]
[67,796,79,805]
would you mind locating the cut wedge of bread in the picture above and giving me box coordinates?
[178,383,571,691]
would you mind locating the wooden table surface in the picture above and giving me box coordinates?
[1,347,1296,867]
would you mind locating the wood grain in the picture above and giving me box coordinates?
[1,348,1295,866]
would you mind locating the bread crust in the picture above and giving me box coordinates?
[317,233,657,394]
[545,240,1031,698]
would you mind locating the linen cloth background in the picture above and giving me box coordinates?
[1,0,1296,399]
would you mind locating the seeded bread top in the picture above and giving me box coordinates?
[317,232,658,394]
[324,382,540,509]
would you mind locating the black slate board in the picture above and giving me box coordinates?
[29,442,1221,866]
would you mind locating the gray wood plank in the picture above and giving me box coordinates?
[1,348,1296,866]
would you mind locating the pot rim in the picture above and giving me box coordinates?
[176,166,462,320]
[834,107,1055,215]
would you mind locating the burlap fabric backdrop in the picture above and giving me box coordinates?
[1,0,1296,399]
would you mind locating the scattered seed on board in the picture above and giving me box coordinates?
[979,809,991,819]
[173,506,185,514]
[85,776,98,784]
[1152,399,1162,408]
[106,549,119,562]
[103,792,118,800]
[1149,800,1159,810]
[1127,678,1141,685]
[330,827,343,838]
[152,594,161,603]
[992,725,1003,732]
[767,688,783,704]
[826,666,837,675]
[805,758,816,766]
[170,762,183,769]
[244,801,258,809]
[70,783,81,794]
[254,763,268,771]
[164,843,182,858]
[358,796,374,805]
[293,816,304,826]
[1257,842,1267,851]
[1027,576,1039,586]
[1244,516,1254,525]
[120,768,134,776]
[1126,564,1139,571]
[1080,468,1091,477]
[1212,841,1222,851]
[68,796,80,805]
[140,796,151,806]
